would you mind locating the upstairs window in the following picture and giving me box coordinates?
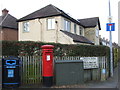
[79,27,82,35]
[79,26,83,35]
[74,24,76,34]
[47,18,55,29]
[96,28,99,37]
[64,19,71,32]
[23,22,29,32]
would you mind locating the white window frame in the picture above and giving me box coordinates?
[64,19,71,32]
[47,18,55,30]
[74,24,76,34]
[23,21,29,32]
[96,28,99,37]
[79,26,83,35]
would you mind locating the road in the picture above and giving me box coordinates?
[85,67,118,88]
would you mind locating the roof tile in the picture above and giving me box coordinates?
[18,4,82,26]
[0,14,18,30]
[78,17,101,30]
[60,30,94,44]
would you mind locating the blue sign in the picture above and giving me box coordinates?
[106,23,115,31]
[8,69,14,78]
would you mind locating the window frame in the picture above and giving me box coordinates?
[74,24,77,34]
[64,19,71,32]
[47,18,55,30]
[79,26,82,35]
[23,21,30,32]
[96,28,99,37]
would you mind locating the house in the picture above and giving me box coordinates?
[18,4,101,45]
[112,42,119,48]
[99,36,119,48]
[100,37,109,46]
[78,17,101,45]
[0,9,18,41]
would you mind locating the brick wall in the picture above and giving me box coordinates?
[0,28,18,41]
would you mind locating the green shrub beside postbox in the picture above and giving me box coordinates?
[2,41,110,57]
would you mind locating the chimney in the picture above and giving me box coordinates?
[2,8,9,16]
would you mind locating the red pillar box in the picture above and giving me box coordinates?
[41,45,54,87]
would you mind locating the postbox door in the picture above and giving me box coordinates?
[42,52,53,77]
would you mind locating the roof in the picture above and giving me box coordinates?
[112,42,119,48]
[0,14,18,30]
[60,30,94,44]
[18,4,82,26]
[78,17,101,30]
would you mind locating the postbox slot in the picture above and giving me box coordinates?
[6,60,16,65]
[45,52,52,53]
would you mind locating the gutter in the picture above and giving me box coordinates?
[73,40,94,45]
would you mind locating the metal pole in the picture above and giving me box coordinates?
[109,0,113,77]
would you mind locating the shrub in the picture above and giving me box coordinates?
[2,41,110,57]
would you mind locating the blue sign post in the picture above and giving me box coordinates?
[106,23,115,31]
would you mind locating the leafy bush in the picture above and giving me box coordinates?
[2,41,110,57]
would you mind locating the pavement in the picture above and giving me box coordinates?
[84,66,118,88]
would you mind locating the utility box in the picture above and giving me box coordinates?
[2,56,21,88]
[55,60,84,86]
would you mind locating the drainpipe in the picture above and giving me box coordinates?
[38,19,43,42]
[55,21,58,43]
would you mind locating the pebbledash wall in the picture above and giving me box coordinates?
[19,16,86,44]
[84,25,100,45]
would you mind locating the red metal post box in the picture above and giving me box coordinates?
[41,45,54,87]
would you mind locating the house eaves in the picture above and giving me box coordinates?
[17,4,83,26]
[78,17,101,30]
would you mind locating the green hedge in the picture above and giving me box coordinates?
[2,41,110,57]
[113,48,118,67]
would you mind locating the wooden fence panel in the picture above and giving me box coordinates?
[20,56,42,85]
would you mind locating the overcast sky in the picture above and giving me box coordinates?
[0,0,119,43]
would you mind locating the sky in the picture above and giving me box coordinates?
[0,0,119,44]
